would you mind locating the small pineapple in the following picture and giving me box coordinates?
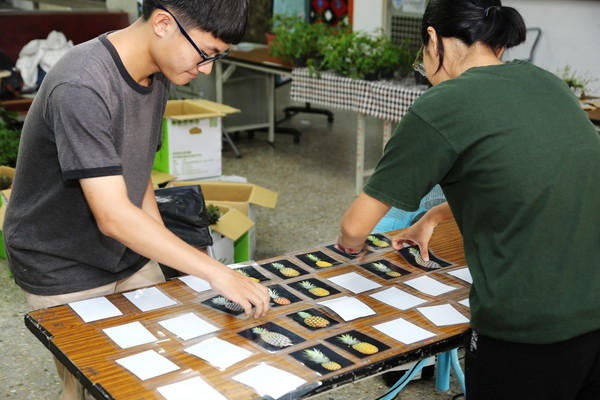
[297,311,330,328]
[206,204,222,225]
[306,253,333,268]
[211,296,244,312]
[235,269,260,282]
[303,348,341,371]
[409,248,441,269]
[338,334,379,355]
[268,288,291,305]
[299,281,330,297]
[252,327,293,347]
[368,235,390,247]
[271,262,300,277]
[371,262,402,277]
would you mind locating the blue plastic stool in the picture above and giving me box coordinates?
[375,348,466,400]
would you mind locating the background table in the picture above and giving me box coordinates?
[25,220,469,400]
[291,69,428,195]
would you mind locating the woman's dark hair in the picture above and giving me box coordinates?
[142,0,249,44]
[421,0,526,72]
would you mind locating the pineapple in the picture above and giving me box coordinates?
[306,253,332,268]
[235,269,260,282]
[268,288,291,305]
[303,348,341,371]
[338,334,379,355]
[299,281,330,297]
[368,235,390,247]
[271,262,300,277]
[297,311,330,328]
[408,248,441,269]
[211,296,244,312]
[371,262,402,277]
[252,327,293,347]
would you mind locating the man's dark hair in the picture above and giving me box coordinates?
[421,0,526,72]
[142,0,249,44]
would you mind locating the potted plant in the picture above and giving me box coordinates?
[0,106,22,179]
[555,66,598,99]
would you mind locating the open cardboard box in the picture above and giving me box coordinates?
[150,169,176,189]
[153,99,240,180]
[168,180,278,262]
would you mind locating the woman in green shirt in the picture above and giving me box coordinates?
[336,0,600,398]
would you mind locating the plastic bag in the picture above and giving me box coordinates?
[154,185,213,248]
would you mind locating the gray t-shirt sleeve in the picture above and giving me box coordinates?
[46,82,123,181]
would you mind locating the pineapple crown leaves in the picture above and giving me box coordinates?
[371,262,390,270]
[252,326,268,334]
[235,269,250,277]
[338,334,359,345]
[268,288,279,298]
[303,348,331,362]
[299,280,317,289]
[297,311,312,318]
[306,253,320,261]
[271,262,285,269]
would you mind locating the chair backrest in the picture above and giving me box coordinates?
[501,27,542,63]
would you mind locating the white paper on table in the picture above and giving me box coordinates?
[102,321,157,349]
[317,296,376,321]
[157,376,226,400]
[374,318,436,344]
[403,276,457,296]
[115,350,179,381]
[459,298,470,308]
[447,267,473,284]
[68,296,122,323]
[328,272,382,294]
[185,337,253,370]
[417,304,470,326]
[178,275,212,293]
[158,313,219,341]
[369,287,428,310]
[232,364,307,399]
[123,286,177,312]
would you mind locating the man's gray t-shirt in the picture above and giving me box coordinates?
[4,34,170,295]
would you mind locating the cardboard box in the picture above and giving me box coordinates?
[168,181,278,262]
[153,99,240,180]
[0,166,15,259]
[150,169,176,189]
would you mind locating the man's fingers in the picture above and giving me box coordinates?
[419,245,430,261]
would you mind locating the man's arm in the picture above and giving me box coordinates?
[80,175,269,318]
[141,179,164,225]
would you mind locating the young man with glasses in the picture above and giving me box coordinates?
[4,1,269,399]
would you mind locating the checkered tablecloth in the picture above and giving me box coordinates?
[291,68,427,122]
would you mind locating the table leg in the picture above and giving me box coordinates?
[266,73,275,144]
[356,113,366,196]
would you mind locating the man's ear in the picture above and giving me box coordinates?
[151,8,172,39]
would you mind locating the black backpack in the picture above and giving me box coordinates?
[0,49,24,100]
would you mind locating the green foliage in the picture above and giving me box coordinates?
[555,66,598,99]
[0,106,22,168]
[206,204,222,225]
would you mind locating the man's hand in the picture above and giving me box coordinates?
[208,266,270,318]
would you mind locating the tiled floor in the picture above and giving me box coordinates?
[0,84,463,399]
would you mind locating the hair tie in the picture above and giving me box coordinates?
[484,5,501,17]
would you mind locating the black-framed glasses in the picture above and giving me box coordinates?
[412,45,426,77]
[155,4,230,66]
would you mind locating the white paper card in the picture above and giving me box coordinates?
[447,267,473,284]
[232,364,307,399]
[417,304,470,326]
[185,337,253,370]
[403,276,457,296]
[374,318,436,344]
[178,275,212,292]
[459,298,470,308]
[157,377,226,400]
[318,296,376,321]
[123,287,177,312]
[68,297,122,323]
[115,350,179,381]
[103,321,157,349]
[158,313,219,341]
[328,272,382,294]
[370,287,428,310]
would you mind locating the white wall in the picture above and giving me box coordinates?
[503,0,600,95]
[352,0,385,33]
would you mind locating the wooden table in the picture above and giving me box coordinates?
[25,220,469,400]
